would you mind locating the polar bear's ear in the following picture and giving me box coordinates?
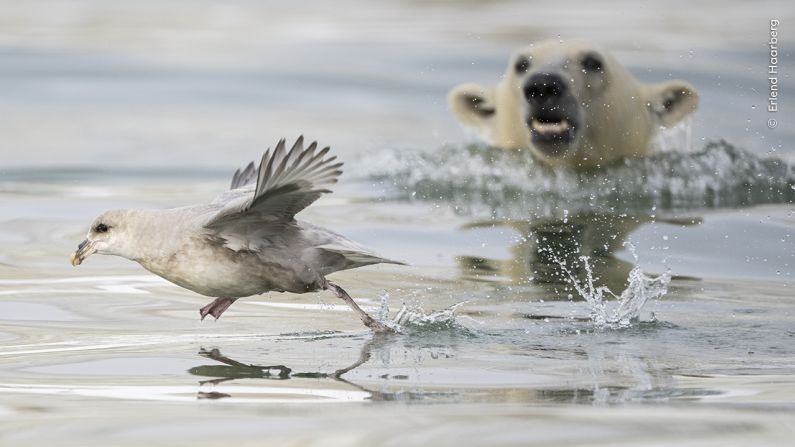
[646,81,699,127]
[448,83,497,140]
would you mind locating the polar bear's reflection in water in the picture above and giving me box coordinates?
[456,213,700,293]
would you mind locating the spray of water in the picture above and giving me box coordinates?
[376,293,469,334]
[359,140,795,219]
[552,244,671,329]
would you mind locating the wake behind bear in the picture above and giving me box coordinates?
[449,40,699,169]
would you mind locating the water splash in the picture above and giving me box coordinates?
[550,245,671,329]
[376,293,470,334]
[652,116,694,153]
[359,140,794,219]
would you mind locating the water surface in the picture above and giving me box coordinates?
[1,1,794,446]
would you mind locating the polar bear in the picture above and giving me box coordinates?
[448,40,699,169]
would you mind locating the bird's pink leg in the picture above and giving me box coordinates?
[199,297,237,321]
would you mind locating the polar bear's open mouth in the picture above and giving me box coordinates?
[527,111,579,156]
[530,118,573,138]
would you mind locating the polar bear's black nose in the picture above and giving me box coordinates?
[524,73,567,104]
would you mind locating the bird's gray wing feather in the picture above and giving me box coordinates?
[229,161,257,190]
[204,136,343,229]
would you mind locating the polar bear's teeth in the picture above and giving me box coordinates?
[531,119,571,134]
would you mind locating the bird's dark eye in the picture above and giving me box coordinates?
[581,54,603,72]
[94,223,109,233]
[514,56,531,74]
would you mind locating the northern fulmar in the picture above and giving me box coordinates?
[70,136,403,333]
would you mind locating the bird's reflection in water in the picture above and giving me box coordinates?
[189,336,456,402]
[188,334,712,405]
[457,212,700,293]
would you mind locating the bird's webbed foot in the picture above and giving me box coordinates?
[199,297,237,321]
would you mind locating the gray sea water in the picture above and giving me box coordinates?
[1,1,794,446]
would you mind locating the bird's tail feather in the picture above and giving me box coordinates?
[317,245,407,270]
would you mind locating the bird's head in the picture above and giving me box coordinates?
[70,209,137,266]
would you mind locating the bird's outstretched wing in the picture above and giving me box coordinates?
[229,161,257,190]
[204,136,342,229]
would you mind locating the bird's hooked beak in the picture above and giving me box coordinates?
[70,238,96,266]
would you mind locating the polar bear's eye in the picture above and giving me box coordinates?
[581,54,603,73]
[514,56,531,74]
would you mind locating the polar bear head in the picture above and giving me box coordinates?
[448,40,699,168]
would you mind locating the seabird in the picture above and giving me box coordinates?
[70,136,403,332]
